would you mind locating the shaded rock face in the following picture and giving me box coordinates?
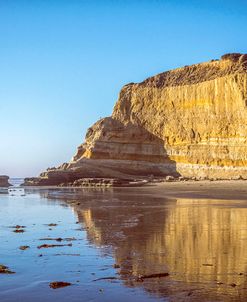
[0,176,11,187]
[24,53,247,185]
[73,117,172,163]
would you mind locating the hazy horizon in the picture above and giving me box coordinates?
[1,0,247,178]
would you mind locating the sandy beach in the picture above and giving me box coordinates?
[145,180,247,200]
[24,180,247,200]
[1,182,247,301]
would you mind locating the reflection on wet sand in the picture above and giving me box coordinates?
[65,190,247,301]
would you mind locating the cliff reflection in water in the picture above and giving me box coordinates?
[45,189,247,300]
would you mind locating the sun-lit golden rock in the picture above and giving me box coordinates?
[24,53,247,184]
[111,53,247,179]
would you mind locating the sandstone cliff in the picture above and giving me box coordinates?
[24,53,247,185]
[0,175,11,187]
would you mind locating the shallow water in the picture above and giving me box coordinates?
[0,186,247,301]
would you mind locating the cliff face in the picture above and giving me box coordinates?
[111,53,247,179]
[25,53,247,184]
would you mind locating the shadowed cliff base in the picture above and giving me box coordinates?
[23,53,247,186]
[23,119,180,186]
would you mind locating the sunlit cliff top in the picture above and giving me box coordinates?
[129,53,247,88]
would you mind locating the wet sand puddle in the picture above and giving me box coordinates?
[0,187,247,301]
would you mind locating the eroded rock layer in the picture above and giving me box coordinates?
[24,53,247,185]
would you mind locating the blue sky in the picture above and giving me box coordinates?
[0,0,246,177]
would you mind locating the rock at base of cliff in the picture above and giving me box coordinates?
[22,158,180,186]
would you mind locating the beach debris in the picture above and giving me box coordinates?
[165,175,175,182]
[230,283,237,287]
[19,245,30,250]
[135,272,169,282]
[0,265,15,274]
[39,237,76,242]
[93,276,118,282]
[202,264,213,266]
[45,223,57,227]
[37,243,72,249]
[13,229,25,233]
[49,281,72,289]
[10,225,26,229]
[59,178,148,188]
[113,264,120,269]
[10,225,26,233]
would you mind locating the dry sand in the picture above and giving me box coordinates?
[145,180,247,200]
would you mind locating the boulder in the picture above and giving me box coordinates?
[0,176,11,187]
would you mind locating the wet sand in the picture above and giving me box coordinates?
[25,179,247,200]
[1,182,247,301]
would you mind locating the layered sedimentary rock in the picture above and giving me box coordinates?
[0,175,11,187]
[24,53,247,185]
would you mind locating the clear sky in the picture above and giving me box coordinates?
[0,0,246,177]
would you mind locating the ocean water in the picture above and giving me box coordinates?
[8,178,24,187]
[0,187,247,301]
